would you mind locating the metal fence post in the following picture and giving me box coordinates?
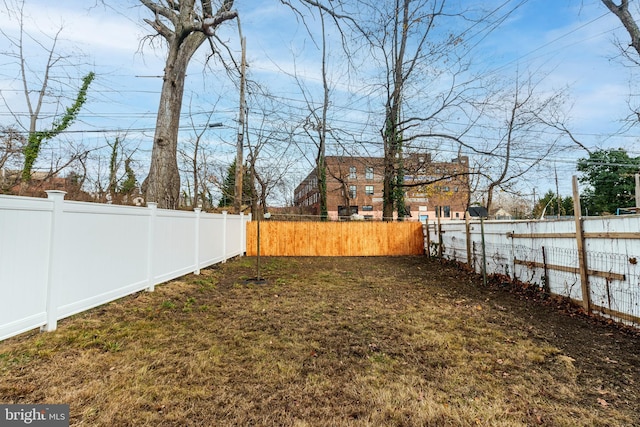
[42,190,66,332]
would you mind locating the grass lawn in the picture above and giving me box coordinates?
[1,256,639,426]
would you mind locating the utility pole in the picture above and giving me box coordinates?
[234,30,247,214]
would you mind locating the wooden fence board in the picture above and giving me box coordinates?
[246,221,425,256]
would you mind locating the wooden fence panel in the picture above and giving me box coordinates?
[246,221,425,256]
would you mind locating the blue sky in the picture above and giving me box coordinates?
[0,0,637,203]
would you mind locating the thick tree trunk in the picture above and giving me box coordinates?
[382,145,396,221]
[145,46,189,208]
[140,0,237,209]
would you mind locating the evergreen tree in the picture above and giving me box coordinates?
[218,159,253,208]
[577,149,640,215]
[219,160,236,208]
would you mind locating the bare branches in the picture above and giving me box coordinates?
[601,0,640,58]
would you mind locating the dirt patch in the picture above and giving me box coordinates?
[1,256,639,426]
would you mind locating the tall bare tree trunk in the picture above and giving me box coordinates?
[145,43,191,209]
[381,0,410,221]
[140,0,237,208]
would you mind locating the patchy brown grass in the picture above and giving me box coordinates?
[1,256,639,426]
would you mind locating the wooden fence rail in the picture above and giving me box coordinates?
[428,212,640,327]
[246,221,425,256]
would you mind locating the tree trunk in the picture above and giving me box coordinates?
[140,0,237,209]
[144,43,191,208]
[602,0,640,57]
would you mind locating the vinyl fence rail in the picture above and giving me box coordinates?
[427,214,640,327]
[0,191,250,341]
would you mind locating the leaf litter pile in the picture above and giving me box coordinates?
[1,256,639,426]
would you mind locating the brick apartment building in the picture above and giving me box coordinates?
[294,154,470,221]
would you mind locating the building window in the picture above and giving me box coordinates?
[365,185,374,195]
[349,166,357,179]
[349,185,357,199]
[365,167,373,180]
[435,206,451,218]
[362,205,373,211]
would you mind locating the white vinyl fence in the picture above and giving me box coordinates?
[427,215,640,327]
[0,191,250,341]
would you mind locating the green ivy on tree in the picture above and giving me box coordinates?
[22,71,95,182]
[120,158,138,196]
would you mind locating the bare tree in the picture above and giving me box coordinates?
[178,104,222,209]
[290,4,333,220]
[244,91,298,217]
[473,74,572,213]
[601,0,640,59]
[0,126,24,171]
[0,126,25,190]
[139,0,238,208]
[360,0,524,220]
[0,0,94,184]
[84,136,141,204]
[599,1,640,125]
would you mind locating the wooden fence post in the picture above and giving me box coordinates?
[541,246,550,293]
[572,176,590,312]
[425,221,431,256]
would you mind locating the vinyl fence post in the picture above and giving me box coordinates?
[222,211,228,262]
[480,216,487,287]
[572,176,590,312]
[465,211,471,266]
[437,207,443,258]
[146,202,158,292]
[194,208,201,275]
[240,212,246,256]
[42,190,66,332]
